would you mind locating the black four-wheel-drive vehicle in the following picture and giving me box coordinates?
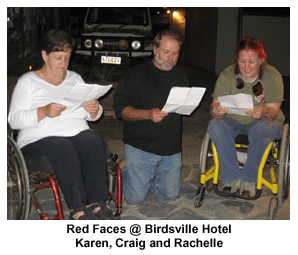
[73,7,154,67]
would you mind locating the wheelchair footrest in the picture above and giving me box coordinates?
[213,184,262,200]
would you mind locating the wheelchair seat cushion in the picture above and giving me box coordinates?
[235,135,249,145]
[23,153,55,175]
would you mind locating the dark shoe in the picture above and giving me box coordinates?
[87,202,115,220]
[69,207,100,220]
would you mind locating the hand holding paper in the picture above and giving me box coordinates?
[162,87,206,115]
[61,83,112,112]
[218,93,253,116]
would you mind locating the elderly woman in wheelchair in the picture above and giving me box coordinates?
[8,30,115,220]
[205,38,287,199]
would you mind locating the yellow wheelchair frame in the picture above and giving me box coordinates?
[194,124,290,220]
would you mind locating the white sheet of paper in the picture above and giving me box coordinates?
[61,83,112,112]
[218,93,253,116]
[162,87,206,115]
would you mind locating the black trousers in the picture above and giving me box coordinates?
[21,130,108,210]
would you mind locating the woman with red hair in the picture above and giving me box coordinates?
[207,37,285,197]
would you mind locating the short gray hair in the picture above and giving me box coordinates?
[153,30,183,49]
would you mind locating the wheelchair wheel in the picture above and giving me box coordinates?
[194,132,215,208]
[268,196,278,220]
[7,136,30,220]
[277,124,290,203]
[105,154,117,202]
[199,132,219,192]
[199,132,214,177]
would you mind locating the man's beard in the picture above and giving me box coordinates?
[154,50,177,71]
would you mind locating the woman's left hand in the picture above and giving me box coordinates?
[83,100,99,118]
[245,105,266,119]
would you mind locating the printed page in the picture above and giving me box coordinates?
[218,93,253,116]
[162,87,206,115]
[61,83,113,112]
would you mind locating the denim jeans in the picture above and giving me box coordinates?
[122,144,182,204]
[207,117,283,184]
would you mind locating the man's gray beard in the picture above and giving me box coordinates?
[154,52,176,71]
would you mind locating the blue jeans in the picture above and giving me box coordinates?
[207,117,283,184]
[122,144,182,204]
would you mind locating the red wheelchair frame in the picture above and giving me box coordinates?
[7,135,122,220]
[29,164,122,220]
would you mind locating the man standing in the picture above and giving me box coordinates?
[113,30,190,204]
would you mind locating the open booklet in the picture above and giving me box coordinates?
[61,83,113,112]
[162,87,206,115]
[218,93,253,116]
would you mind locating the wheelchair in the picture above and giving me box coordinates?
[194,123,290,220]
[7,133,122,220]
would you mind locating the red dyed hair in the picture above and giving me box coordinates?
[235,37,268,63]
[234,37,267,96]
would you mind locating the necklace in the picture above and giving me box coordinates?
[41,68,66,85]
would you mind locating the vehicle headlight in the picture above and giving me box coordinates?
[94,39,104,49]
[119,39,129,50]
[84,39,92,49]
[131,40,141,50]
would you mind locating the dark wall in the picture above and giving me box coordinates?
[184,8,218,72]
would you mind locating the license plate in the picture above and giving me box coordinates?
[101,56,121,65]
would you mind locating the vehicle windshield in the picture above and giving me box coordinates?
[86,7,149,25]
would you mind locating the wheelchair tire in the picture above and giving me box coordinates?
[278,124,290,203]
[199,132,218,193]
[268,196,278,220]
[7,136,30,220]
[199,132,212,176]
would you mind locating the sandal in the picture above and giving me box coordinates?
[69,207,100,220]
[87,202,115,220]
